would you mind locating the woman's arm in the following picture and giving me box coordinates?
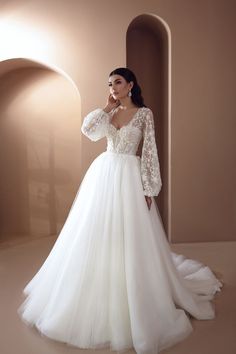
[81,109,110,141]
[141,109,162,198]
[81,95,119,141]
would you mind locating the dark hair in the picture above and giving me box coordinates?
[109,67,146,107]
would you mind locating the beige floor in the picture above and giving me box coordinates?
[0,237,235,354]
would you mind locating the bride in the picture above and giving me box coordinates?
[18,67,222,354]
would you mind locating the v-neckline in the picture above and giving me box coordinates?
[109,107,142,131]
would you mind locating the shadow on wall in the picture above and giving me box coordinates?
[0,59,81,246]
[127,14,171,239]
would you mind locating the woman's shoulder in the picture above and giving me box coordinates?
[140,106,153,114]
[139,107,154,119]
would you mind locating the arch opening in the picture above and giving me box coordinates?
[127,14,171,240]
[0,58,81,247]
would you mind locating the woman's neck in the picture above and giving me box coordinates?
[118,97,136,110]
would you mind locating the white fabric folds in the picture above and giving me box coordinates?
[18,108,222,354]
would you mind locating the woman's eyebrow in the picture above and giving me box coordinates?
[109,79,121,84]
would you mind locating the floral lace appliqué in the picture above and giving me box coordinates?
[81,109,110,141]
[140,109,162,197]
[81,107,162,196]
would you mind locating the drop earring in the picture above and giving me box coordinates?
[128,91,132,97]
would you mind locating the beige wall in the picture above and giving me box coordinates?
[0,0,235,243]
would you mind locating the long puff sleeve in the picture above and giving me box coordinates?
[81,108,110,141]
[141,109,162,197]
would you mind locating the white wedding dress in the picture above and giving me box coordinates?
[18,107,223,354]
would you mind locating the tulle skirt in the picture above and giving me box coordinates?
[18,151,222,354]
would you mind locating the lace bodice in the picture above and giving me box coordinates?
[81,107,162,197]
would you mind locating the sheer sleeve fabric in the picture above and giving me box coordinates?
[141,109,162,197]
[81,108,110,141]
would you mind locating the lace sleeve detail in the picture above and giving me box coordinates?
[81,108,110,141]
[141,109,162,197]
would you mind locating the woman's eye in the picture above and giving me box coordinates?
[108,80,121,87]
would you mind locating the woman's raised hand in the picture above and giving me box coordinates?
[103,94,120,113]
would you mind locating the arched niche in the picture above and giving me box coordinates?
[127,14,171,240]
[0,58,81,247]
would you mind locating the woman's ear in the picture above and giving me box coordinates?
[129,81,134,90]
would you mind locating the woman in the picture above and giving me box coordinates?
[18,68,222,354]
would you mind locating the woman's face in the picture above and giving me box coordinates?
[108,74,133,100]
